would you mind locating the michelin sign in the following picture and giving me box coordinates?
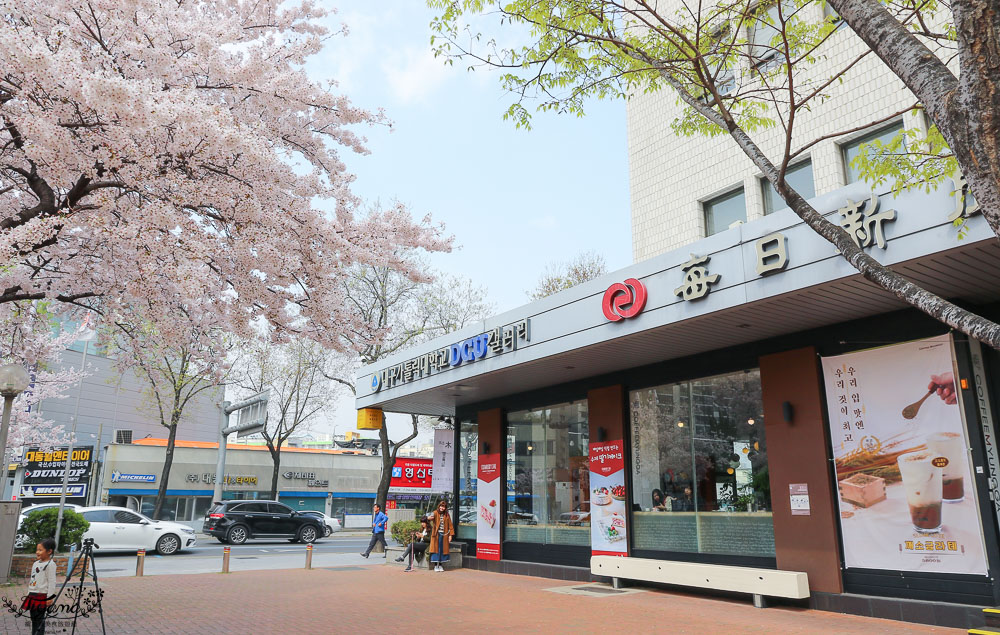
[111,471,156,483]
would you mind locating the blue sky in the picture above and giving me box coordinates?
[308,2,633,439]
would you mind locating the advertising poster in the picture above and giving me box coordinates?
[430,429,454,492]
[821,335,988,575]
[389,457,433,494]
[589,440,628,556]
[21,446,93,500]
[476,452,501,560]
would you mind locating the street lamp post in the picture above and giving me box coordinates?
[0,363,31,584]
[0,364,31,474]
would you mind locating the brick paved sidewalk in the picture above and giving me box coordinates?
[0,565,963,634]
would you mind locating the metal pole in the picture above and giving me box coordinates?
[90,382,117,506]
[305,543,313,570]
[222,546,230,573]
[212,401,230,503]
[135,548,145,576]
[55,340,88,551]
[0,395,14,492]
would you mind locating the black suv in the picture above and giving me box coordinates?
[204,500,325,545]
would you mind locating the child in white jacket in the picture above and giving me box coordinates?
[23,538,57,635]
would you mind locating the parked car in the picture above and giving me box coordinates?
[557,503,591,526]
[79,506,196,555]
[15,503,83,549]
[506,505,539,525]
[299,510,341,536]
[203,500,325,545]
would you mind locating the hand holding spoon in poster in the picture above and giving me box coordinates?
[902,390,934,420]
[903,372,958,419]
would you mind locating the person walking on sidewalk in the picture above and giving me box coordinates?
[360,503,389,558]
[428,501,455,572]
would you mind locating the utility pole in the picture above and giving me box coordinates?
[212,390,269,503]
[55,334,93,551]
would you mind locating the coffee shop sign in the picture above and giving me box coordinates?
[282,471,329,488]
[371,319,530,392]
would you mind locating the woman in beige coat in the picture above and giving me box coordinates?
[428,500,455,572]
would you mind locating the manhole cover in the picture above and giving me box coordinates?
[572,586,625,594]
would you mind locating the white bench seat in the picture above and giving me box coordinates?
[591,556,809,607]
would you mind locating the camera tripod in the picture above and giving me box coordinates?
[50,538,106,635]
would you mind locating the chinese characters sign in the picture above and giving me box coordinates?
[589,440,628,556]
[821,335,988,575]
[431,429,454,492]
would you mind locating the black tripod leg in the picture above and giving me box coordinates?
[70,549,86,635]
[87,547,106,635]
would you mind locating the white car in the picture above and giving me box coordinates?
[299,510,341,536]
[79,506,196,555]
[15,503,83,548]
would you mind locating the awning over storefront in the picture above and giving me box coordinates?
[356,180,1000,416]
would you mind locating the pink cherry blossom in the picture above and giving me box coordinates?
[0,1,452,358]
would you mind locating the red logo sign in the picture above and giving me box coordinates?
[389,458,433,489]
[589,441,625,476]
[602,278,647,322]
[478,453,501,483]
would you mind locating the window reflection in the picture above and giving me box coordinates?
[630,370,775,557]
[457,419,478,540]
[506,401,589,547]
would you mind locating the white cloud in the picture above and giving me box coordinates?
[381,46,453,105]
[528,215,559,230]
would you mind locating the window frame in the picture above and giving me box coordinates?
[703,186,747,237]
[840,120,905,185]
[760,159,815,215]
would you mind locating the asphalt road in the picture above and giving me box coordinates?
[88,533,388,578]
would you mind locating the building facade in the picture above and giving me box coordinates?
[355,179,1000,626]
[94,439,445,529]
[627,1,927,260]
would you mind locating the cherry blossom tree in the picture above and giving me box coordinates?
[1,0,451,357]
[329,256,493,511]
[527,250,607,300]
[0,303,80,452]
[108,317,228,519]
[233,335,341,500]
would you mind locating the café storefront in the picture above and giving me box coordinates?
[356,178,1000,625]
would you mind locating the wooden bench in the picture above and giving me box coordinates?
[591,556,809,608]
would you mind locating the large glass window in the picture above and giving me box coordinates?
[630,370,774,557]
[842,121,905,184]
[457,420,478,540]
[761,160,815,215]
[704,188,746,236]
[506,401,589,547]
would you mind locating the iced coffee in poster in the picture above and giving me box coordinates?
[821,334,988,575]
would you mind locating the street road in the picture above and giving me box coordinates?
[89,533,386,578]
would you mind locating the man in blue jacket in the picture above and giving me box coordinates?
[360,503,388,558]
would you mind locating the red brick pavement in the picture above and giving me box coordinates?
[0,566,964,634]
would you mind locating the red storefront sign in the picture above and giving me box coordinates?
[477,452,502,560]
[589,440,629,557]
[601,278,647,322]
[390,458,433,490]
